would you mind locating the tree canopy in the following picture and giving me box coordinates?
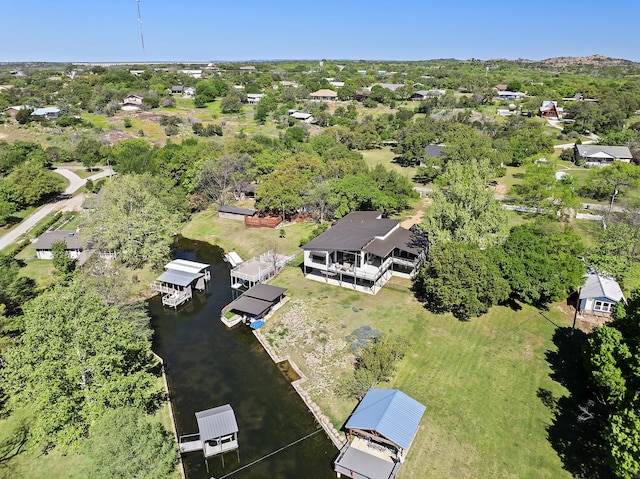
[83,174,185,268]
[1,281,161,448]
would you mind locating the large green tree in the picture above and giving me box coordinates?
[1,281,161,448]
[413,242,510,320]
[499,224,585,305]
[82,174,185,268]
[7,162,65,206]
[419,159,508,248]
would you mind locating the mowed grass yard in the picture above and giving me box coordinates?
[183,210,572,479]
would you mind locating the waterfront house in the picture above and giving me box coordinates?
[301,211,425,294]
[574,144,633,167]
[578,270,626,316]
[334,388,426,479]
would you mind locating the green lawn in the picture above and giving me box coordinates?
[360,147,417,180]
[264,266,571,479]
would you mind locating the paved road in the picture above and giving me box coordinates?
[0,166,114,251]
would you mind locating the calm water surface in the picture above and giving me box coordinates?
[150,238,336,479]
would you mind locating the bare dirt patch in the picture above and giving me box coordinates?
[401,209,424,229]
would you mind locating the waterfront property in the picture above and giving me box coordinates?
[229,250,295,290]
[302,211,426,294]
[150,259,211,308]
[179,404,239,470]
[33,230,83,259]
[221,283,287,328]
[218,205,257,222]
[578,269,626,317]
[334,388,426,479]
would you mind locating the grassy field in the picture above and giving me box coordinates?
[361,147,417,180]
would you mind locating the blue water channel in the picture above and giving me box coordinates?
[150,238,337,479]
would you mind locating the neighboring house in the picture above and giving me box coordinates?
[492,83,508,92]
[578,270,626,316]
[4,105,27,117]
[574,144,633,167]
[171,85,184,94]
[334,388,426,479]
[31,107,61,120]
[129,70,145,76]
[179,69,203,78]
[280,81,299,88]
[424,144,444,159]
[10,70,26,77]
[239,66,256,73]
[539,100,563,119]
[301,211,426,294]
[309,89,338,101]
[409,89,446,100]
[183,87,196,98]
[289,110,315,123]
[33,230,83,260]
[372,83,405,92]
[357,70,367,75]
[121,93,144,111]
[497,91,525,100]
[246,93,264,104]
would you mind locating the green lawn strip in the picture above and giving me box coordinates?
[265,266,572,479]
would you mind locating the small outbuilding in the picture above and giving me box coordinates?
[218,205,257,222]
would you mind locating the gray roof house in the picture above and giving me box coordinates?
[33,230,83,259]
[31,107,61,121]
[334,388,426,479]
[302,211,426,294]
[579,270,626,316]
[574,145,633,167]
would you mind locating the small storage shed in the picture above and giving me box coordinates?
[218,205,257,222]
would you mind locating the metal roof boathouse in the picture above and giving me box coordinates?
[334,389,426,479]
[150,259,211,308]
[179,404,239,472]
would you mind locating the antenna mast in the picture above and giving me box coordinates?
[136,0,145,52]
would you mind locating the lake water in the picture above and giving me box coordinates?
[150,237,337,479]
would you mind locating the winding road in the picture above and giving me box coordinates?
[0,166,114,251]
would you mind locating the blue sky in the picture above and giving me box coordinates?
[4,0,640,62]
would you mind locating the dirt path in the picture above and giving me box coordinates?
[401,209,424,229]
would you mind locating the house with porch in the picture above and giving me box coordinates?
[574,144,633,167]
[301,211,426,294]
[334,388,426,479]
[31,107,61,121]
[578,270,626,317]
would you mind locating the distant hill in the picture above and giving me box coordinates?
[487,54,639,68]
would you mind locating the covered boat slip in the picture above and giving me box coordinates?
[221,283,287,327]
[179,404,239,470]
[150,259,211,308]
[334,437,401,479]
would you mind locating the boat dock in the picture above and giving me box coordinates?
[178,404,240,471]
[150,259,211,308]
[228,250,295,290]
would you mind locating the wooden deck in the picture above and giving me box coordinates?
[179,434,239,457]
